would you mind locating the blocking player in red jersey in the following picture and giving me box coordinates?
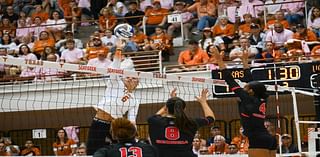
[214,50,276,157]
[148,88,215,157]
[94,118,158,157]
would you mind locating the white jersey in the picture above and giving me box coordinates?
[96,55,139,122]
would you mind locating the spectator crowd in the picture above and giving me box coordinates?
[1,0,320,77]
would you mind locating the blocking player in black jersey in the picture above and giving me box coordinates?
[148,88,215,157]
[214,50,275,157]
[94,118,158,157]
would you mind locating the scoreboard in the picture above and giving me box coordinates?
[211,61,320,96]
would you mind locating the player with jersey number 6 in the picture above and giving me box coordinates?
[148,88,215,157]
[213,50,276,157]
[93,118,158,157]
[86,39,140,155]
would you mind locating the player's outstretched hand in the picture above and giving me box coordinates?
[195,88,209,105]
[170,88,177,98]
[124,77,139,93]
[241,48,250,69]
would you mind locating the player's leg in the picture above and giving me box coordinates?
[248,149,270,157]
[86,109,113,155]
[248,133,274,157]
[269,150,276,157]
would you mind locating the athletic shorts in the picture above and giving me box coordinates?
[248,133,275,149]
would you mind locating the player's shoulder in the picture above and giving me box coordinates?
[134,142,158,157]
[147,114,162,123]
[93,146,112,157]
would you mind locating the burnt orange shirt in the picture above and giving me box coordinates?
[6,0,13,5]
[239,23,251,34]
[131,33,148,44]
[20,147,41,156]
[293,30,317,41]
[33,38,55,55]
[86,46,109,60]
[178,48,209,65]
[231,135,249,154]
[208,143,229,154]
[145,8,168,25]
[211,24,235,37]
[99,15,117,30]
[188,2,216,19]
[53,139,76,156]
[266,20,290,30]
[64,6,82,20]
[311,45,320,59]
[32,12,49,22]
[58,0,72,13]
[150,33,171,50]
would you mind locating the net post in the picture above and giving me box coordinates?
[291,88,303,153]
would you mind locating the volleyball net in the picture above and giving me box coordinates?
[0,57,319,156]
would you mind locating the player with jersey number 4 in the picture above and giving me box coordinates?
[213,50,276,157]
[148,88,215,157]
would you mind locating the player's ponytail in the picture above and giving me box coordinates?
[166,97,195,135]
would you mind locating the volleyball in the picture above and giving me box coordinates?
[114,23,134,39]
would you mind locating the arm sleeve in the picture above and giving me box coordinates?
[242,68,253,83]
[127,95,140,123]
[222,69,251,100]
[93,147,110,157]
[194,116,215,128]
[87,119,112,155]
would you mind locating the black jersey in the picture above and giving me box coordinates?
[94,140,158,157]
[222,69,269,136]
[148,115,214,157]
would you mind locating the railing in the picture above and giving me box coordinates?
[123,50,162,72]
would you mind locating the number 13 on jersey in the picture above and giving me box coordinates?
[119,147,142,157]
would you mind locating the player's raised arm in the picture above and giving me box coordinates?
[195,88,215,120]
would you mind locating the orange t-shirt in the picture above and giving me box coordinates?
[211,24,235,37]
[58,0,72,13]
[31,12,49,22]
[131,33,148,44]
[20,147,41,156]
[53,139,76,156]
[178,48,209,65]
[188,2,216,19]
[99,15,117,30]
[208,143,229,154]
[33,38,55,55]
[64,7,82,20]
[293,30,317,41]
[266,20,290,30]
[0,25,16,37]
[145,8,168,25]
[311,45,320,59]
[231,136,249,154]
[239,23,251,34]
[150,33,171,50]
[86,46,109,60]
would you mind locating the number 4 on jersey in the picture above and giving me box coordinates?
[119,147,142,157]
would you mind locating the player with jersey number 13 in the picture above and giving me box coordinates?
[94,118,158,157]
[148,88,215,157]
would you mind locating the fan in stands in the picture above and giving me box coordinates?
[114,23,134,39]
